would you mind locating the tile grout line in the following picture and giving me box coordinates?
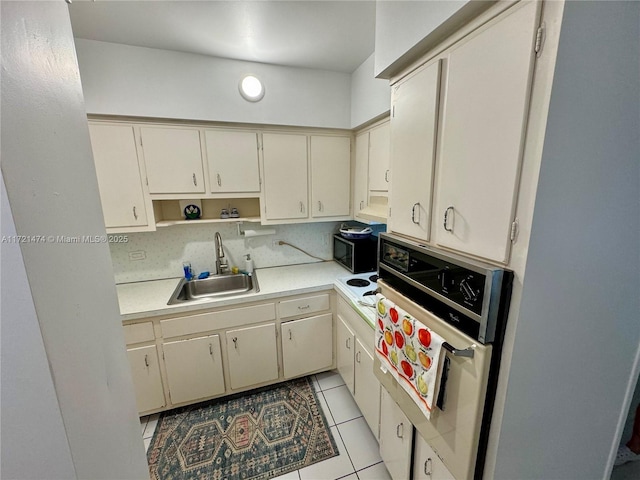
[318,389,359,479]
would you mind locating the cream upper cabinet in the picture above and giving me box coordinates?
[353,132,370,216]
[88,123,149,229]
[261,132,308,221]
[433,1,539,263]
[139,126,205,194]
[368,122,391,192]
[205,130,260,194]
[310,135,351,218]
[388,60,441,242]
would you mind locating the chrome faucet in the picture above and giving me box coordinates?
[214,232,229,274]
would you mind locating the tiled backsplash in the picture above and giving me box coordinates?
[110,221,384,284]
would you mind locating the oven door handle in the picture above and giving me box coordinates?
[442,342,475,358]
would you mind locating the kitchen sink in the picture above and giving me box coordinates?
[167,273,259,304]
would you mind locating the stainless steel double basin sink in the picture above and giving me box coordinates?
[167,273,259,305]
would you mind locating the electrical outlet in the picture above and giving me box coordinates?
[128,250,146,261]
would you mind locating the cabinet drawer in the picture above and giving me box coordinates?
[160,303,276,338]
[123,322,155,345]
[278,294,330,319]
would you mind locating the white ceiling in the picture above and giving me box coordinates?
[68,1,376,74]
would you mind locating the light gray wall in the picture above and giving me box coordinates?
[493,2,640,479]
[350,53,390,128]
[74,39,352,128]
[1,3,149,478]
[374,0,467,77]
[1,173,76,480]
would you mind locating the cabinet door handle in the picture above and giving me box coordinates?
[359,200,364,210]
[424,458,433,477]
[289,329,292,340]
[133,206,138,220]
[356,351,361,363]
[346,337,351,349]
[318,200,322,212]
[144,354,149,367]
[209,343,213,356]
[411,202,420,224]
[300,201,304,213]
[232,337,238,349]
[444,206,454,232]
[396,422,404,438]
[192,173,197,186]
[385,169,390,182]
[217,173,222,186]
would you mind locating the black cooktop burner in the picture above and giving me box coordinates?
[347,279,370,288]
[363,290,377,296]
[369,274,379,283]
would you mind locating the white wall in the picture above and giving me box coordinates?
[1,3,149,479]
[75,39,352,128]
[374,0,467,77]
[1,173,76,480]
[492,2,640,478]
[350,53,391,128]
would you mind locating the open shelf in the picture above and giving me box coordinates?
[153,198,261,227]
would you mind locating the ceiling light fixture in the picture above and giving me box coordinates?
[238,75,265,102]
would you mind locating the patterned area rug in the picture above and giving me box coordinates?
[147,376,339,479]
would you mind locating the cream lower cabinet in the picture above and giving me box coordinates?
[282,313,333,379]
[336,295,381,438]
[310,135,351,218]
[380,387,414,480]
[127,344,165,414]
[413,434,455,480]
[163,334,225,405]
[226,323,279,390]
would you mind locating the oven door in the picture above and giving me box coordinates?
[375,281,492,480]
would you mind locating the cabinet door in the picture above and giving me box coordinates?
[163,334,225,405]
[205,130,260,193]
[368,122,390,192]
[262,133,308,220]
[388,61,441,242]
[353,132,370,216]
[433,2,539,263]
[310,135,351,217]
[226,323,279,390]
[336,314,356,395]
[380,388,413,480]
[140,126,205,194]
[354,338,381,439]
[88,124,148,228]
[127,345,165,413]
[413,434,456,480]
[282,313,333,379]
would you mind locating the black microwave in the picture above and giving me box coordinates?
[333,234,378,273]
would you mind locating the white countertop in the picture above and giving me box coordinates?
[116,261,351,321]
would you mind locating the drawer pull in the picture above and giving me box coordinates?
[298,305,310,310]
[144,354,149,367]
[424,458,432,476]
[396,422,404,438]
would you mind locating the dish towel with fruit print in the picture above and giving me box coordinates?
[375,294,445,420]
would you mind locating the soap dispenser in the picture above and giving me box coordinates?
[244,254,254,274]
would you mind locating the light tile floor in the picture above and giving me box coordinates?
[140,370,391,480]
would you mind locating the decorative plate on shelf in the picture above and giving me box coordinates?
[183,204,201,220]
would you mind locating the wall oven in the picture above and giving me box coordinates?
[375,233,513,480]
